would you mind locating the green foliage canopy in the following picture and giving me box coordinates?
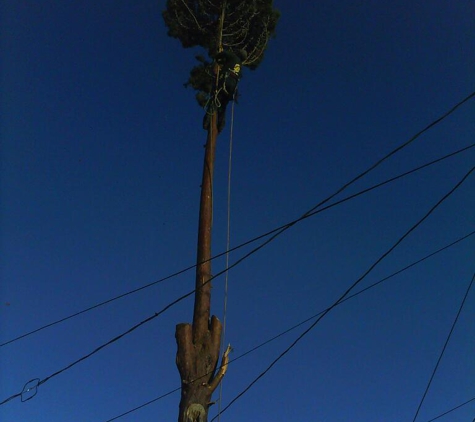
[163,0,279,104]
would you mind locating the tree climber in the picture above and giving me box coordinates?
[203,49,247,133]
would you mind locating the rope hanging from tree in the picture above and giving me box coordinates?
[217,94,236,422]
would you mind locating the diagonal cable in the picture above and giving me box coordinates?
[2,90,473,349]
[0,162,473,406]
[226,231,475,364]
[202,144,475,299]
[411,272,475,421]
[425,396,475,421]
[98,230,474,421]
[211,166,475,420]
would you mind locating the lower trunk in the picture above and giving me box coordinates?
[176,318,222,422]
[175,112,230,422]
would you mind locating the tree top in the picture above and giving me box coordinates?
[163,0,279,68]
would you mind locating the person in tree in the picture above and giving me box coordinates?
[203,49,247,133]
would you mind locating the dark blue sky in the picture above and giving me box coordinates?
[1,1,474,421]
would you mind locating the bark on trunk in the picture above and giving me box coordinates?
[175,112,229,422]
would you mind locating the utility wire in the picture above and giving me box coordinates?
[1,86,473,349]
[1,163,473,407]
[223,231,475,365]
[2,139,472,350]
[411,272,475,422]
[287,90,475,221]
[103,388,181,422]
[0,311,164,406]
[99,231,474,421]
[211,166,475,420]
[87,91,475,419]
[200,144,475,312]
[425,397,475,421]
[0,284,206,405]
[0,264,197,348]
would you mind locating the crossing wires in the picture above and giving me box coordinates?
[411,272,475,421]
[1,152,473,408]
[1,90,474,350]
[99,230,474,422]
[212,165,475,419]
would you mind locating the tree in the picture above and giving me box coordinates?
[162,1,279,421]
[163,0,279,107]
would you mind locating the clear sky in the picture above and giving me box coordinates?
[1,1,474,421]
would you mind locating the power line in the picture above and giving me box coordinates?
[103,395,475,422]
[2,217,472,410]
[211,166,475,420]
[2,140,473,350]
[99,231,474,421]
[225,231,475,365]
[0,311,164,406]
[425,396,475,421]
[1,110,474,404]
[91,91,475,418]
[411,272,475,422]
[0,160,473,406]
[298,90,475,220]
[0,98,471,351]
[0,283,206,405]
[203,143,475,308]
[103,388,181,422]
[0,264,198,348]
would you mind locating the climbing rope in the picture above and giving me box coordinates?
[217,93,235,422]
[223,99,235,342]
[215,7,232,417]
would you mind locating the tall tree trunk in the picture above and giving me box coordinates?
[175,112,230,422]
